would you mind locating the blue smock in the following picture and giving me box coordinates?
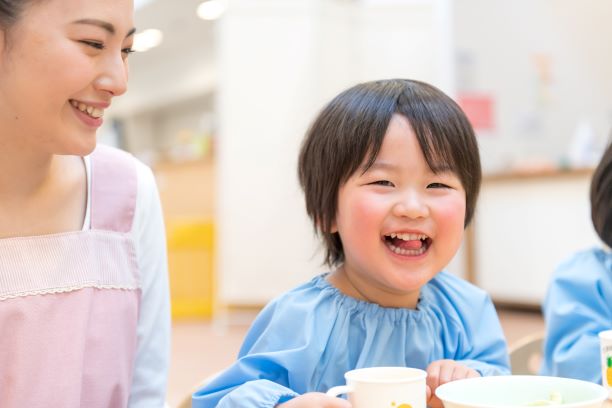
[193,272,510,407]
[540,247,612,382]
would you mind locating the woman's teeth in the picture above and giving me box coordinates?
[70,100,104,119]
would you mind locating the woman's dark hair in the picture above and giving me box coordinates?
[298,79,482,266]
[590,140,612,247]
[0,0,25,29]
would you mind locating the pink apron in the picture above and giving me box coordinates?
[0,146,141,408]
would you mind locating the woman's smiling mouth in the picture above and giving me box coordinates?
[70,99,104,119]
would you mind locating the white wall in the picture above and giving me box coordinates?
[455,0,612,173]
[454,0,611,305]
[110,0,215,116]
[216,0,455,305]
[475,173,600,305]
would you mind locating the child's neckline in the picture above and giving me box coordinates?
[316,273,427,313]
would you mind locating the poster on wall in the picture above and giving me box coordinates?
[457,93,496,134]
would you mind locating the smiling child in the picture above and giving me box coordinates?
[193,79,510,408]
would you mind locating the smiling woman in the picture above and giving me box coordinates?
[0,0,170,407]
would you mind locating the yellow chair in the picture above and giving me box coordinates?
[166,220,215,319]
[509,332,545,375]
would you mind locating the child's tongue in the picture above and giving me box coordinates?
[391,237,423,249]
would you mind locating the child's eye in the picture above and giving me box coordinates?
[427,182,450,189]
[122,47,135,57]
[80,40,105,50]
[371,180,395,187]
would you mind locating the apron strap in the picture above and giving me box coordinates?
[90,145,137,233]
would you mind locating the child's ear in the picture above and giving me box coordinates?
[329,220,338,234]
[317,218,338,234]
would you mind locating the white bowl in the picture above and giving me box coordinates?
[435,375,609,408]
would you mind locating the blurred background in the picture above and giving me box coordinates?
[102,0,611,404]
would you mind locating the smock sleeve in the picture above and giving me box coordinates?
[192,289,328,408]
[455,293,510,376]
[428,273,510,376]
[128,162,171,407]
[540,249,612,382]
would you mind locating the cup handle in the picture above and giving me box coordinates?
[326,385,353,398]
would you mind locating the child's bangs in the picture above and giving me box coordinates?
[415,126,461,176]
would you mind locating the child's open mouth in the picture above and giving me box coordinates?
[383,232,431,256]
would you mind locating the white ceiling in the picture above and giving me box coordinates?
[110,0,217,117]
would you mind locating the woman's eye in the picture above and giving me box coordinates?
[428,182,450,189]
[372,180,394,187]
[122,47,135,57]
[80,40,105,50]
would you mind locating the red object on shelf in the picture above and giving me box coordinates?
[457,93,495,132]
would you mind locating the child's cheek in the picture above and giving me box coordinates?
[347,193,387,233]
[435,196,467,239]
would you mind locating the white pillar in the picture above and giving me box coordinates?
[216,0,455,305]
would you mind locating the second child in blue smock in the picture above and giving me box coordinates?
[193,79,510,408]
[541,141,612,383]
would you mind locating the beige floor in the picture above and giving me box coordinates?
[167,308,545,407]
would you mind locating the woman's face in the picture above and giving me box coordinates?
[0,0,134,156]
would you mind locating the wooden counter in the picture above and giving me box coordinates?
[484,167,594,182]
[154,158,215,220]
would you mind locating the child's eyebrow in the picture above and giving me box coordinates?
[71,19,137,38]
[362,161,397,172]
[429,163,455,174]
[364,161,456,175]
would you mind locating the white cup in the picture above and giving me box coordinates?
[326,366,426,408]
[599,329,612,399]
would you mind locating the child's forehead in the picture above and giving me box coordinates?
[358,149,456,175]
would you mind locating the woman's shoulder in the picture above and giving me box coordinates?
[87,144,161,236]
[90,144,155,188]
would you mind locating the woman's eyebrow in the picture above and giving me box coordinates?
[71,19,137,38]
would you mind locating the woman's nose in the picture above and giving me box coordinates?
[94,55,128,97]
[392,191,429,219]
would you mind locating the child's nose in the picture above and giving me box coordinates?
[392,191,429,219]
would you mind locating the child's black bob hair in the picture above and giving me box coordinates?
[298,79,482,266]
[590,140,612,247]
